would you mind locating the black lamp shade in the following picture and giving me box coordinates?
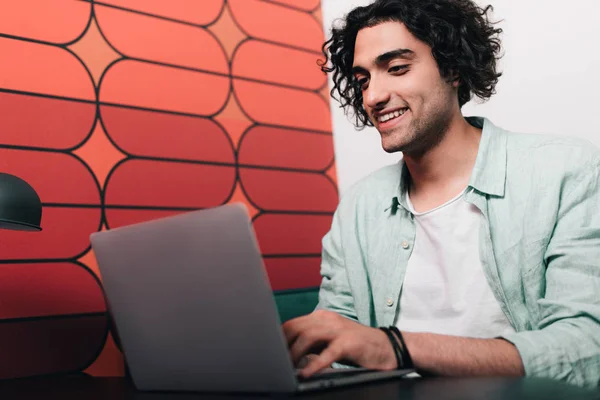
[0,173,42,231]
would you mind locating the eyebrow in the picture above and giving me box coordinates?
[352,48,416,74]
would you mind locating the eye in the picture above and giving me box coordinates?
[388,65,409,73]
[354,76,369,90]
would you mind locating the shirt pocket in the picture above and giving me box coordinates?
[495,235,548,329]
[520,236,550,327]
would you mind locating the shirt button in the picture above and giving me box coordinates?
[401,241,409,249]
[386,298,394,307]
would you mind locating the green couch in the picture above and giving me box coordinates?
[273,287,319,323]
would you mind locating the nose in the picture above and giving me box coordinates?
[363,75,391,110]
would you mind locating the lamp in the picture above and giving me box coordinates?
[0,173,42,231]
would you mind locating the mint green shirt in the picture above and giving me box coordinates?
[317,117,600,387]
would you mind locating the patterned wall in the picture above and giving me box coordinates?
[0,0,336,378]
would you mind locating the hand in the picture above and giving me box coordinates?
[282,309,397,377]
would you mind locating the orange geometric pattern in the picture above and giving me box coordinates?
[0,0,335,378]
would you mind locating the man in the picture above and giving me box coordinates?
[282,0,600,387]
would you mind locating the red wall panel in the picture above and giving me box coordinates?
[0,0,334,379]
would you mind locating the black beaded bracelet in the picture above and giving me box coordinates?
[390,326,414,369]
[379,327,404,369]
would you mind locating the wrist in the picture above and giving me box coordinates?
[377,327,401,370]
[389,326,414,369]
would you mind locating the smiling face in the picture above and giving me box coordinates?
[352,21,461,155]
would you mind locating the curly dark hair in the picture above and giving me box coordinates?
[319,0,503,128]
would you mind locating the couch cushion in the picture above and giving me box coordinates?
[273,287,319,322]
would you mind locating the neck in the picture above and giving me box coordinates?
[403,114,482,202]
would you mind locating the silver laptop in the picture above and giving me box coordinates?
[90,203,412,393]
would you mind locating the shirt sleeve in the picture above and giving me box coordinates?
[500,158,600,387]
[315,205,359,322]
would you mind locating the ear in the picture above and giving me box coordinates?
[449,71,460,87]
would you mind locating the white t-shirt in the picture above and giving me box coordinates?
[395,189,515,338]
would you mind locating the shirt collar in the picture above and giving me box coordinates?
[392,117,508,211]
[466,116,507,197]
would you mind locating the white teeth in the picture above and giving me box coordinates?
[378,108,406,123]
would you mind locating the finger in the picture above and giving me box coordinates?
[299,343,343,378]
[289,328,330,364]
[296,354,317,369]
[282,314,312,345]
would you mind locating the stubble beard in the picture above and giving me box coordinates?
[382,106,454,158]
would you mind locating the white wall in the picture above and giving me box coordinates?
[321,0,600,194]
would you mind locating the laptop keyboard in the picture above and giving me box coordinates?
[297,368,375,382]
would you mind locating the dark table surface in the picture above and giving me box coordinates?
[0,376,599,400]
